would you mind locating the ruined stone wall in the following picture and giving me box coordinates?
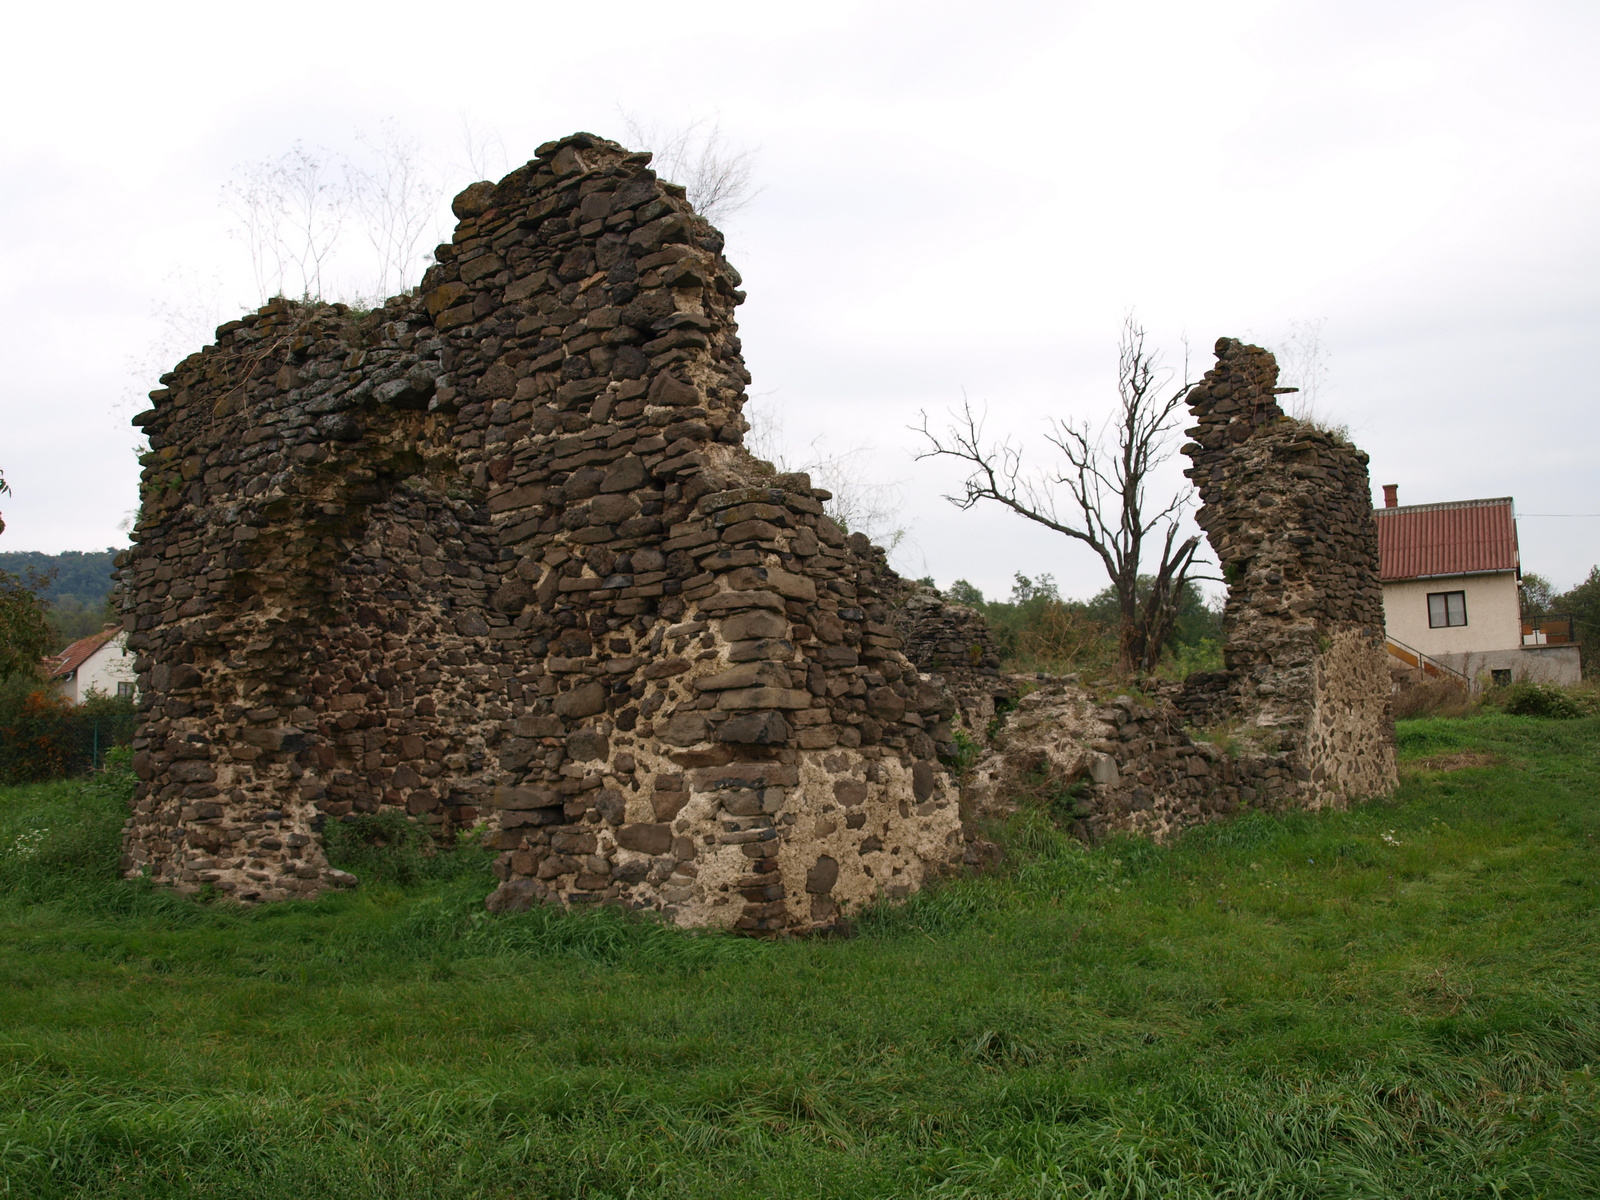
[1180,337,1396,801]
[966,339,1396,841]
[118,141,1394,919]
[119,134,971,931]
[881,581,1006,733]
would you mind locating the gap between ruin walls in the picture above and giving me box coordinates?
[960,337,1398,846]
[116,134,1396,930]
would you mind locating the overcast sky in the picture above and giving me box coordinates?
[3,0,1596,602]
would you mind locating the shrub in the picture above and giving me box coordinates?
[1155,635,1223,680]
[0,752,137,905]
[940,728,983,774]
[1010,603,1117,676]
[0,678,137,784]
[1392,677,1474,719]
[1491,681,1599,719]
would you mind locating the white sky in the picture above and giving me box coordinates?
[2,0,1597,601]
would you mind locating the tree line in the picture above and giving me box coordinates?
[931,572,1222,680]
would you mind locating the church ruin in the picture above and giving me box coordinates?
[118,133,1395,929]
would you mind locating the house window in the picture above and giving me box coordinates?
[1491,669,1512,687]
[116,682,135,699]
[1427,591,1467,628]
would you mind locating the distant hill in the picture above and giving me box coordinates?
[0,550,124,647]
[0,549,121,603]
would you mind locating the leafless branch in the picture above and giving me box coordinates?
[913,314,1207,674]
[223,143,352,303]
[352,121,447,305]
[619,113,760,223]
[747,395,909,556]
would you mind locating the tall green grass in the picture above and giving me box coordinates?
[2,713,1597,1197]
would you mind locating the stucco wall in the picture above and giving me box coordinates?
[1382,572,1520,658]
[1433,645,1583,687]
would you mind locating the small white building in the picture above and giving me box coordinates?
[1375,487,1581,688]
[43,626,139,704]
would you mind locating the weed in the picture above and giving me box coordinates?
[1392,676,1475,718]
[985,694,1021,742]
[940,728,983,775]
[322,808,490,887]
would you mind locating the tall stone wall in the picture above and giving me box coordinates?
[1180,337,1396,800]
[117,136,1393,921]
[118,133,970,931]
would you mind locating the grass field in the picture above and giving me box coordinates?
[1,714,1597,1198]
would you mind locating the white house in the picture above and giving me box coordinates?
[1375,487,1581,688]
[43,626,139,704]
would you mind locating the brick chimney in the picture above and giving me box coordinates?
[1382,484,1398,509]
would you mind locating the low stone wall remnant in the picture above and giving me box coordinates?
[966,338,1397,839]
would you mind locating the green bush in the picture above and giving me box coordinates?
[0,676,137,783]
[0,752,139,908]
[1492,681,1598,719]
[940,728,983,774]
[942,573,1221,679]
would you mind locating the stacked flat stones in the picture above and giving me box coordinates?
[882,584,1005,731]
[119,133,969,930]
[1079,694,1315,838]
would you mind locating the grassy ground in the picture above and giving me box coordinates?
[1,715,1596,1198]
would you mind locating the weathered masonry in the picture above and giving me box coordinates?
[119,134,1395,928]
[119,134,972,930]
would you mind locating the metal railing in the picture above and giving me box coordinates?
[1521,614,1575,645]
[1385,636,1471,688]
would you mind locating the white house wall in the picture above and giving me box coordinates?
[1382,571,1521,658]
[63,634,139,704]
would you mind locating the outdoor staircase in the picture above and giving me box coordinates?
[1385,636,1470,689]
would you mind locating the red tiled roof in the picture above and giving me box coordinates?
[1373,497,1518,582]
[42,628,119,680]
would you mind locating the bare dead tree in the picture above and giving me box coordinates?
[914,315,1204,675]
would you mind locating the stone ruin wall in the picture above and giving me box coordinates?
[965,339,1397,842]
[118,133,1394,928]
[119,134,976,932]
[1181,337,1396,798]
